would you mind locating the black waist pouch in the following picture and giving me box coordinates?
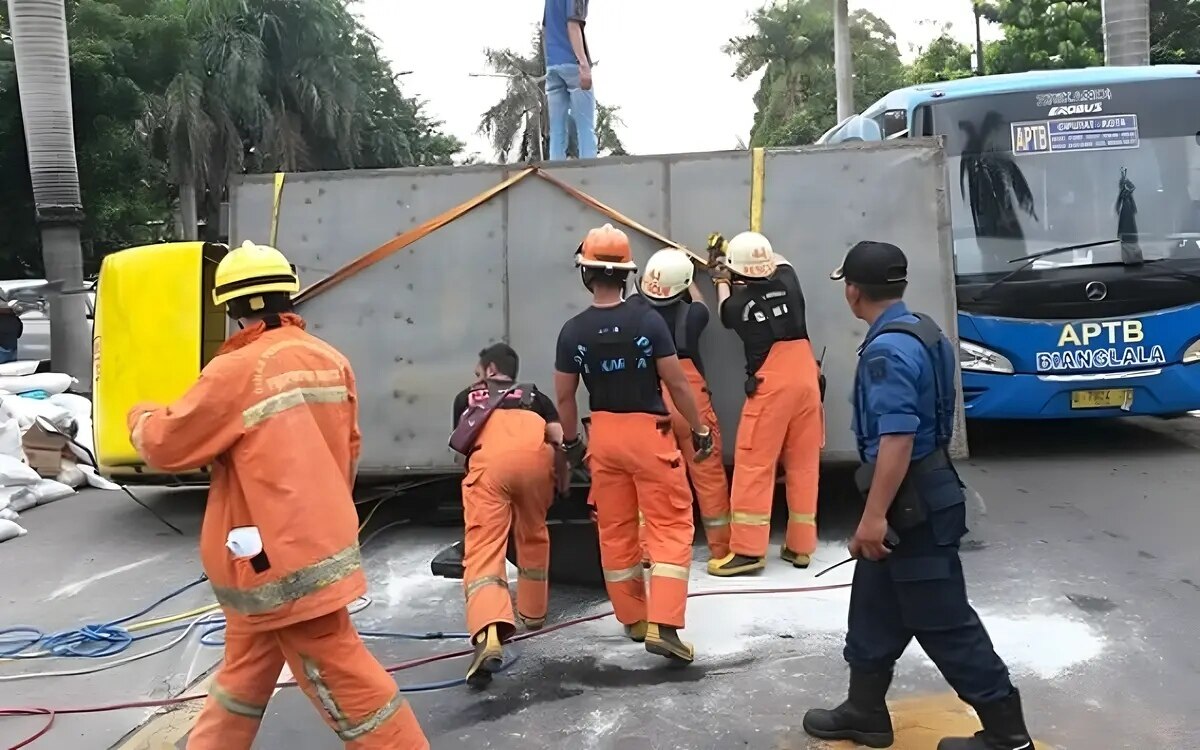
[854,451,954,532]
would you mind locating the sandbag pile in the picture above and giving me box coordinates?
[0,361,119,543]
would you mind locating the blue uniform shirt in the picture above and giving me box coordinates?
[853,301,954,463]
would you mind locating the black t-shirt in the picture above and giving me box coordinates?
[720,264,809,376]
[554,301,676,415]
[633,296,710,376]
[452,380,559,429]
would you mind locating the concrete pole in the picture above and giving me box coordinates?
[1102,0,1151,66]
[833,0,854,121]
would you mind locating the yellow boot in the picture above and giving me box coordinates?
[780,546,812,569]
[518,613,545,631]
[707,552,766,577]
[624,620,648,643]
[465,624,504,689]
[645,623,694,664]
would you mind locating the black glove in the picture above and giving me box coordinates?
[562,437,587,467]
[691,426,715,462]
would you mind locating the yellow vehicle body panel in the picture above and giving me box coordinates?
[92,242,228,477]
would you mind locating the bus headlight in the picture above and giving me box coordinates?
[959,340,1014,374]
[1183,339,1200,364]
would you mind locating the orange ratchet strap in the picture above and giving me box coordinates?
[531,170,706,265]
[294,165,700,305]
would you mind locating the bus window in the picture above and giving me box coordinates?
[882,109,908,138]
[931,79,1200,275]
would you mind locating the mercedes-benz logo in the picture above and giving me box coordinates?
[1085,281,1108,301]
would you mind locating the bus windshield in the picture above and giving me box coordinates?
[932,79,1200,277]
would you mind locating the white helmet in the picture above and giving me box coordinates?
[640,248,694,304]
[725,231,776,278]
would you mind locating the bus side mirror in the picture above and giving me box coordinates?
[818,115,883,145]
[840,116,884,142]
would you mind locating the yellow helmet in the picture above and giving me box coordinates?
[725,231,776,278]
[212,241,300,307]
[640,248,694,304]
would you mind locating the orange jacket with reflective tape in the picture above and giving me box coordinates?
[128,314,366,632]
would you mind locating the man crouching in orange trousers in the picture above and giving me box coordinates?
[554,224,716,664]
[450,343,563,688]
[128,241,428,750]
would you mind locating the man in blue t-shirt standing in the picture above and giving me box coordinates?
[543,0,595,160]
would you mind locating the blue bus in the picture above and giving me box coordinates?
[820,65,1200,420]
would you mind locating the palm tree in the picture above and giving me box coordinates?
[150,0,413,240]
[724,0,834,133]
[958,111,1037,266]
[478,28,625,163]
[5,0,91,383]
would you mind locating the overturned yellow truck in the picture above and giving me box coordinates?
[91,144,963,583]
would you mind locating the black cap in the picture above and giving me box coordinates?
[830,241,908,285]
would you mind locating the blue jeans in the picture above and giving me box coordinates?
[545,64,596,161]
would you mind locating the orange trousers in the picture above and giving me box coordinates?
[650,359,731,559]
[589,411,694,628]
[461,444,554,639]
[728,339,824,558]
[188,609,428,750]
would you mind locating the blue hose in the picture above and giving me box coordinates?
[0,575,209,658]
[1,574,521,694]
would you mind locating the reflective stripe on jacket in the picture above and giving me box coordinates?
[128,313,366,631]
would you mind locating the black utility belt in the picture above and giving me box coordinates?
[853,451,954,531]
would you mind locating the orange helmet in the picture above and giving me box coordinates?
[576,224,638,272]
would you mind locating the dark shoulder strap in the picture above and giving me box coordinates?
[875,312,942,348]
[518,383,535,407]
[673,303,689,351]
[872,313,954,447]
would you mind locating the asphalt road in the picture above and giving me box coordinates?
[2,416,1199,749]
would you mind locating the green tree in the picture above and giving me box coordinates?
[3,0,463,266]
[1,0,185,278]
[728,1,906,147]
[1149,0,1200,63]
[977,1,1200,73]
[149,0,462,241]
[977,0,1103,73]
[478,28,626,163]
[907,29,976,84]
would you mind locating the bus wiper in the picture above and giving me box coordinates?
[970,238,1120,302]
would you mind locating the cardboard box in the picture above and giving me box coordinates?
[22,423,67,477]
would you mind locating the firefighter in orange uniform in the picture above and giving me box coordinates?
[128,241,428,750]
[554,224,715,663]
[451,343,563,688]
[634,248,731,561]
[707,231,824,577]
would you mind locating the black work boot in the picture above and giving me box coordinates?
[938,689,1035,750]
[802,669,895,748]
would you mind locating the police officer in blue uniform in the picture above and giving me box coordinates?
[803,242,1036,750]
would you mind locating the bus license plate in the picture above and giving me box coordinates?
[1070,389,1132,409]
